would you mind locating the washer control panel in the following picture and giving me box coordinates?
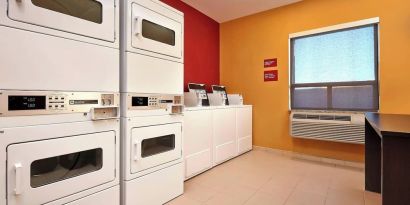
[0,91,119,117]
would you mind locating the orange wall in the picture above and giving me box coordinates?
[220,0,410,162]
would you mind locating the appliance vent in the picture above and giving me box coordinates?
[291,112,364,144]
[319,115,334,121]
[335,116,352,121]
[292,113,353,122]
[293,114,306,119]
[306,114,320,120]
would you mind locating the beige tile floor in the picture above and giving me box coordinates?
[167,150,381,205]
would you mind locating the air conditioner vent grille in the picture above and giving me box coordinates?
[335,116,352,121]
[307,115,320,120]
[291,112,365,144]
[319,115,334,121]
[292,114,354,122]
[293,114,307,119]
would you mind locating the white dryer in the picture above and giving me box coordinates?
[121,0,184,95]
[120,0,185,204]
[0,91,121,205]
[0,0,120,203]
[121,94,184,205]
[0,0,119,92]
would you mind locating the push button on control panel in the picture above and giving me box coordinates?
[48,95,67,110]
[147,97,159,107]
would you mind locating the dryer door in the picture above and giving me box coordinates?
[131,2,182,59]
[7,131,116,205]
[131,123,182,173]
[7,0,115,42]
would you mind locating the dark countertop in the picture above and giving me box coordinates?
[366,113,410,137]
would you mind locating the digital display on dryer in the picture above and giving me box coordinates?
[8,96,46,111]
[132,97,148,107]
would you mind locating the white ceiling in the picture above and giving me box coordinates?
[180,0,303,23]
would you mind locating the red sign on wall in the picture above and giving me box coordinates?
[264,70,278,82]
[264,58,278,68]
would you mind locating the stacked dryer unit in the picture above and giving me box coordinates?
[120,0,185,204]
[0,0,121,204]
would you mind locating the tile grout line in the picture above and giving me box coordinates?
[323,179,332,205]
[240,187,259,205]
[282,175,304,205]
[241,174,274,205]
[362,189,365,205]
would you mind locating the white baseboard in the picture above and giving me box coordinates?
[253,146,364,170]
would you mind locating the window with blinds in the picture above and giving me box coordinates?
[290,24,379,111]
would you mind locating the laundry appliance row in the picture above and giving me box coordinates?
[0,0,184,205]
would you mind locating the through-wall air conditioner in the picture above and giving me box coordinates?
[290,111,365,144]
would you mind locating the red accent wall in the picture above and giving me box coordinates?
[160,0,220,92]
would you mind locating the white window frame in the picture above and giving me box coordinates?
[288,17,380,111]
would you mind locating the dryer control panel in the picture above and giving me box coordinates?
[0,91,119,118]
[127,94,184,114]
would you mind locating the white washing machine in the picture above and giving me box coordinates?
[120,94,185,205]
[0,91,120,205]
[0,0,119,92]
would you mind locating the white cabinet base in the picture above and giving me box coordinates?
[213,108,237,165]
[124,163,183,205]
[214,141,236,165]
[183,108,213,179]
[64,186,120,205]
[185,149,212,179]
[238,136,253,155]
[183,105,253,180]
[236,106,253,155]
